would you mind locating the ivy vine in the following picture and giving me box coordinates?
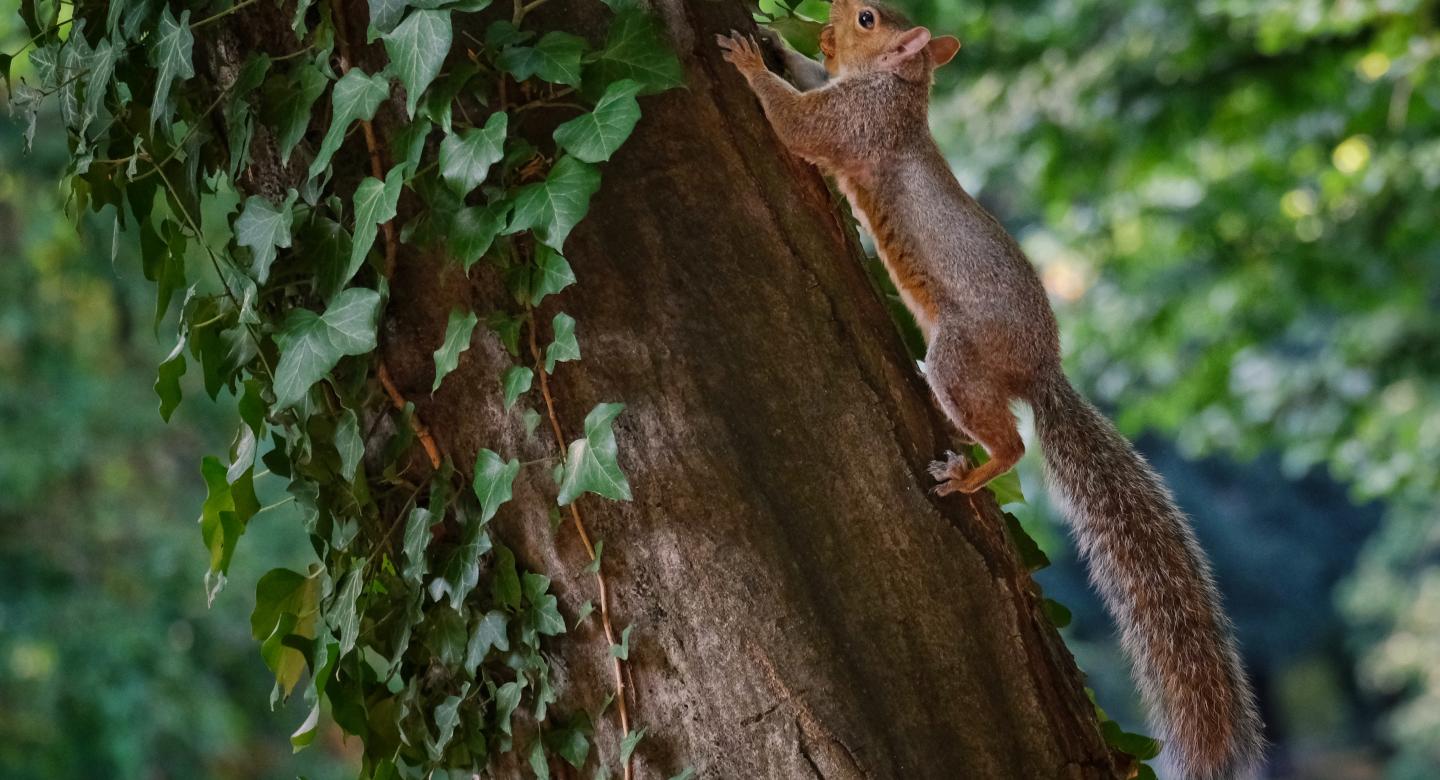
[9,0,683,776]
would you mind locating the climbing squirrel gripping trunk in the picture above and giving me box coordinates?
[718,3,1264,778]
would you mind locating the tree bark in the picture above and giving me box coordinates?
[209,1,1121,777]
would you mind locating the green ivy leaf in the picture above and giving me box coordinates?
[367,0,409,35]
[149,7,195,135]
[619,727,647,764]
[506,156,601,251]
[439,111,507,197]
[530,246,576,306]
[553,79,642,163]
[348,166,405,285]
[587,9,683,96]
[332,564,366,655]
[267,63,330,165]
[430,691,466,760]
[545,312,580,374]
[383,9,452,118]
[402,506,434,586]
[433,308,479,392]
[528,739,551,780]
[611,624,633,660]
[336,409,364,481]
[309,69,391,179]
[251,567,322,700]
[546,726,590,769]
[199,456,260,603]
[234,192,297,283]
[521,572,566,641]
[495,680,524,736]
[497,31,587,88]
[473,449,521,524]
[464,610,510,676]
[430,504,494,608]
[557,403,632,505]
[155,337,186,422]
[273,288,383,409]
[502,366,533,410]
[449,201,510,271]
[491,545,522,610]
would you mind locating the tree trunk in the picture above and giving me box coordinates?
[209,1,1120,777]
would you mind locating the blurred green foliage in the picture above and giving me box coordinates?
[908,0,1439,775]
[0,14,351,779]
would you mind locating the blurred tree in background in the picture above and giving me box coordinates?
[0,13,351,778]
[907,0,1439,776]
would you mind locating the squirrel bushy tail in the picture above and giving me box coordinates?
[1030,372,1264,779]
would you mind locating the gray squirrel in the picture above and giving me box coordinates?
[718,3,1264,777]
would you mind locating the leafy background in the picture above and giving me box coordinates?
[3,0,1438,778]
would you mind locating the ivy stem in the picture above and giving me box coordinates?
[329,0,444,471]
[526,301,634,780]
[189,0,264,31]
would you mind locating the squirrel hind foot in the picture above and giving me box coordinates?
[928,450,983,495]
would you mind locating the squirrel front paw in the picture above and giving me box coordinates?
[716,30,766,78]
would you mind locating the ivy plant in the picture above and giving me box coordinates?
[8,0,682,776]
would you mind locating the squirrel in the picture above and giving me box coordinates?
[717,3,1264,778]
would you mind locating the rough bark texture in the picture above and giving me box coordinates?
[208,1,1122,777]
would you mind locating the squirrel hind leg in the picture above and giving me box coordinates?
[924,333,1025,494]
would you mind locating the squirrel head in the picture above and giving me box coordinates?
[819,1,961,82]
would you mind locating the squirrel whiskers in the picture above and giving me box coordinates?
[718,3,1264,777]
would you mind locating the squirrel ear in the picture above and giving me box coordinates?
[819,24,836,59]
[883,26,932,67]
[927,35,961,67]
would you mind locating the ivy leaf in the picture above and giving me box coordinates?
[251,567,322,700]
[502,366,533,410]
[505,155,601,251]
[383,9,452,118]
[530,246,576,306]
[149,7,195,136]
[155,337,186,422]
[464,610,510,676]
[473,449,521,524]
[430,692,466,760]
[335,409,364,481]
[309,69,391,179]
[439,111,507,197]
[611,624,633,660]
[449,201,510,271]
[495,680,524,736]
[545,312,580,374]
[332,565,366,655]
[402,506,434,586]
[430,504,493,608]
[491,545,522,610]
[273,288,383,409]
[348,166,405,285]
[433,308,478,392]
[587,9,683,96]
[557,403,632,505]
[234,192,297,283]
[199,457,259,604]
[521,572,566,641]
[553,79,642,164]
[267,63,330,165]
[497,31,586,87]
[620,727,647,764]
[367,0,409,35]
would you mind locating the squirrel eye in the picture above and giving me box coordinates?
[858,9,876,29]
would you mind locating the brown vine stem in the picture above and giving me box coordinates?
[329,0,442,470]
[527,303,634,780]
